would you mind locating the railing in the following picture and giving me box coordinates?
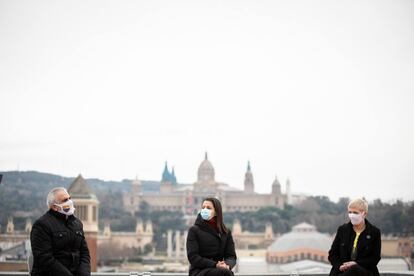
[0,273,414,276]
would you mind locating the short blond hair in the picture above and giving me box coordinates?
[348,198,368,213]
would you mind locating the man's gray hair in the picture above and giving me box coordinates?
[46,187,67,208]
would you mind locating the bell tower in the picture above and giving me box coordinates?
[271,175,284,208]
[243,161,254,193]
[68,174,99,272]
[286,178,292,205]
[160,162,174,193]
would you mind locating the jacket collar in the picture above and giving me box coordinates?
[195,214,221,238]
[346,218,373,234]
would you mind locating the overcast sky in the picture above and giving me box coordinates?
[1,0,413,202]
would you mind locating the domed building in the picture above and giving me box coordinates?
[195,152,216,190]
[267,222,333,264]
[124,153,288,215]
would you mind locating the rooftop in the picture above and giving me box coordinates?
[268,223,332,252]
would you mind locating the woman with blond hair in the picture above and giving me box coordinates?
[328,198,381,276]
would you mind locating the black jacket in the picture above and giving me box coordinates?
[328,219,381,276]
[30,209,91,276]
[186,214,237,276]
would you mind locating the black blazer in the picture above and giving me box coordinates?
[186,214,237,276]
[328,219,381,276]
[30,210,91,276]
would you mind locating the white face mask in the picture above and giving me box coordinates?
[54,199,75,216]
[348,212,364,225]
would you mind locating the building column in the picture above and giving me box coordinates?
[175,230,180,258]
[167,230,173,258]
[183,231,188,258]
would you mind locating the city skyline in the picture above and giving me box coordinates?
[1,151,411,203]
[1,0,413,202]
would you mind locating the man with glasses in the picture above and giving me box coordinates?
[30,187,90,276]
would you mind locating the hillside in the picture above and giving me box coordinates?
[0,170,160,230]
[0,170,413,236]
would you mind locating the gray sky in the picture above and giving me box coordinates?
[1,0,413,202]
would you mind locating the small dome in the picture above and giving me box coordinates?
[197,152,215,182]
[268,222,332,252]
[272,175,281,186]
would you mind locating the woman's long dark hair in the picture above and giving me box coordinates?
[203,197,228,234]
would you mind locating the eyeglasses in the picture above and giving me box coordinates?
[55,196,71,204]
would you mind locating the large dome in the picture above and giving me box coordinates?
[268,223,332,252]
[197,152,215,183]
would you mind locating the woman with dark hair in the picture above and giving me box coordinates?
[186,197,237,276]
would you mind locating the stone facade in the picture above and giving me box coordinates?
[0,218,31,250]
[232,219,275,249]
[124,153,288,215]
[382,236,414,266]
[98,220,153,252]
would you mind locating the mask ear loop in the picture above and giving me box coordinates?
[56,203,64,212]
